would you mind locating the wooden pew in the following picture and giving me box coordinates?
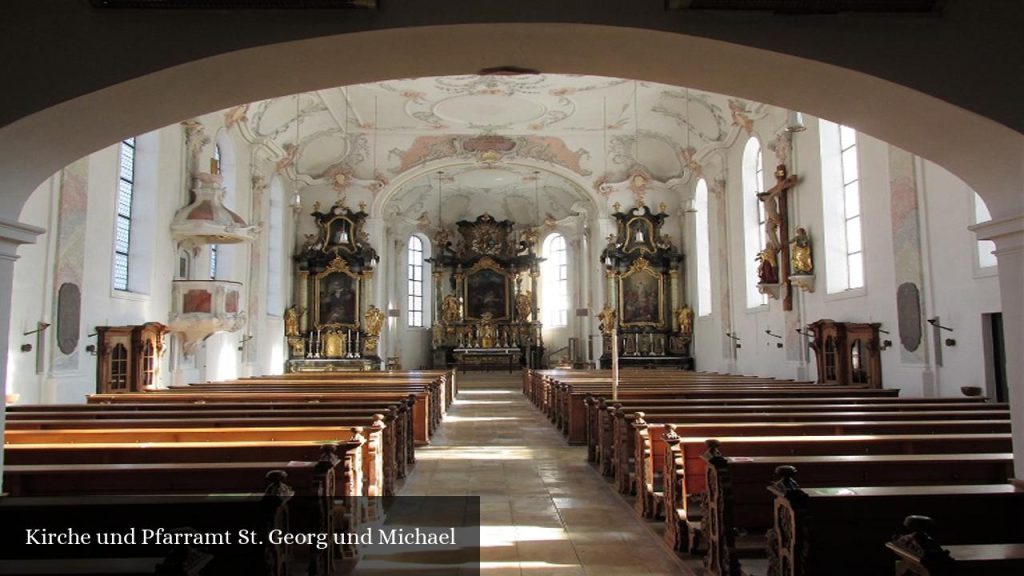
[590,399,1000,470]
[5,425,385,501]
[766,471,1024,576]
[632,415,1011,515]
[560,386,900,443]
[600,404,1007,480]
[6,410,407,495]
[886,515,1024,576]
[87,391,432,446]
[0,482,293,576]
[701,451,1014,576]
[661,433,1013,554]
[3,464,337,572]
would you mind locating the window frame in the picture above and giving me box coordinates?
[694,178,712,317]
[541,233,570,327]
[407,235,425,328]
[112,137,136,292]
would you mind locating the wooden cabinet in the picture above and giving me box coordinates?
[809,319,882,388]
[95,323,168,393]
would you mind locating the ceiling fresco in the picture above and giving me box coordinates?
[213,74,782,231]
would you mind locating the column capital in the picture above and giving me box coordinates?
[0,217,44,262]
[970,212,1024,256]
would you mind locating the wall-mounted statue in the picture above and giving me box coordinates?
[364,305,385,337]
[516,290,533,322]
[597,305,617,335]
[284,305,304,337]
[790,226,814,275]
[441,294,461,324]
[675,306,694,336]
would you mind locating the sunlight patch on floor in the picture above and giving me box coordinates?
[415,446,535,460]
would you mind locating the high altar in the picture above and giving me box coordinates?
[428,214,544,371]
[599,201,693,370]
[286,199,383,371]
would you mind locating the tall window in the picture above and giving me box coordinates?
[113,137,136,291]
[542,234,569,327]
[742,137,767,307]
[974,193,997,269]
[821,121,864,293]
[694,178,712,316]
[407,236,424,328]
[209,245,218,279]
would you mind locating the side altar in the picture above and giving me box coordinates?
[599,201,693,370]
[427,214,544,370]
[284,199,383,372]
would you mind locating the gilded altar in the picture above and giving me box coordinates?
[427,214,544,369]
[287,199,382,372]
[600,202,692,369]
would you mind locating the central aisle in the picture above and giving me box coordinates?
[399,372,691,576]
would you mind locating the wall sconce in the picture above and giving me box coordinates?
[880,340,893,350]
[237,333,254,351]
[926,318,956,346]
[23,322,51,336]
[765,329,783,348]
[795,327,816,350]
[726,331,741,349]
[85,344,97,355]
[20,344,32,352]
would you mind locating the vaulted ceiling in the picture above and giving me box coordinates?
[233,73,775,226]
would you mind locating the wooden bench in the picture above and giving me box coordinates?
[661,433,1014,554]
[3,464,338,572]
[601,405,1007,482]
[632,416,1011,515]
[766,472,1024,576]
[5,424,385,501]
[886,515,1024,576]
[0,486,292,576]
[701,452,1014,576]
[88,391,433,446]
[6,410,407,495]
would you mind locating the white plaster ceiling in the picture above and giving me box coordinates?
[240,74,770,190]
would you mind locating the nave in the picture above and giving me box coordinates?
[400,372,689,576]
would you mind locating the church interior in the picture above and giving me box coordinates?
[0,1,1022,575]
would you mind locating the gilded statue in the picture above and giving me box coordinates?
[789,226,814,275]
[363,305,385,337]
[516,290,533,322]
[756,247,779,285]
[284,305,304,337]
[441,294,461,324]
[478,312,498,349]
[597,305,617,335]
[675,306,694,335]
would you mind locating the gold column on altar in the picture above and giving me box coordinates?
[297,272,309,332]
[432,271,443,324]
[669,269,680,331]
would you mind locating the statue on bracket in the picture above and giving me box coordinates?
[788,226,816,293]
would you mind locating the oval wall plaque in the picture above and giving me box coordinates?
[57,282,82,355]
[897,282,922,352]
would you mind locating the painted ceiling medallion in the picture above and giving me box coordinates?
[432,94,547,127]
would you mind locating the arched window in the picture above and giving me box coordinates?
[542,234,569,327]
[974,193,997,269]
[694,178,712,317]
[407,235,424,328]
[209,143,222,280]
[266,178,286,315]
[821,120,865,292]
[113,137,136,291]
[742,137,767,307]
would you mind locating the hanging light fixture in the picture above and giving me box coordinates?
[785,110,806,133]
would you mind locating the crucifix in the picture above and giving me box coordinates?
[757,164,799,311]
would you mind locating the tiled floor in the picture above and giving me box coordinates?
[399,372,695,576]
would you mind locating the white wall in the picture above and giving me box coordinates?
[690,114,1001,397]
